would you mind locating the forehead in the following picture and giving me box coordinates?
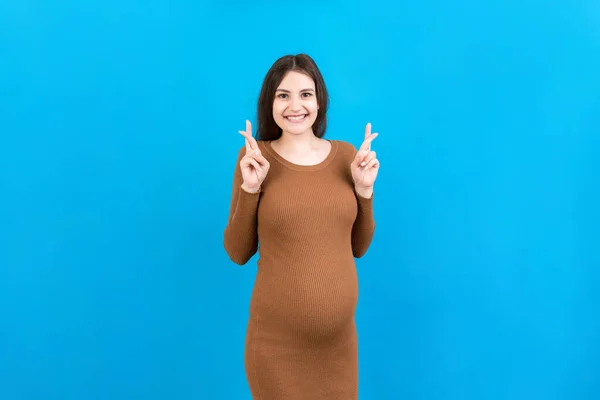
[277,71,315,89]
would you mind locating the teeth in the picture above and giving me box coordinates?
[286,115,306,121]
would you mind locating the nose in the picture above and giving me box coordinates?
[290,95,303,112]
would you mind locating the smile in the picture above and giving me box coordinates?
[284,114,308,122]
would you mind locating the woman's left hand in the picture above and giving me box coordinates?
[351,123,380,197]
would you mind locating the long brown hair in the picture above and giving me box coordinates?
[256,54,329,141]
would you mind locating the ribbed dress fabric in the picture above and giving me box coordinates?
[224,139,375,399]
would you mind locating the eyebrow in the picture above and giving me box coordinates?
[275,88,315,93]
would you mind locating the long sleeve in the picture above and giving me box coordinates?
[351,191,375,258]
[344,142,376,258]
[223,146,260,265]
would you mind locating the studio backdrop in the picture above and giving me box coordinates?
[1,1,598,399]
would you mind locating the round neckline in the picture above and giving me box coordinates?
[262,139,338,171]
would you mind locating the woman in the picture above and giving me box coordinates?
[223,53,379,399]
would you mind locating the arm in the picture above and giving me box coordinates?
[351,190,375,258]
[223,147,260,265]
[348,135,377,258]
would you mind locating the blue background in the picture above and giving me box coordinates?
[1,1,599,399]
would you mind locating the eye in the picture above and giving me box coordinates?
[301,92,313,98]
[277,93,288,99]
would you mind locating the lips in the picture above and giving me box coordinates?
[284,114,308,122]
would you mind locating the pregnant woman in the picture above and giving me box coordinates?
[223,53,380,399]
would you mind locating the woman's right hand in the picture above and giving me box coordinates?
[238,120,270,193]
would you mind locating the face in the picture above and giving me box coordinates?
[272,71,319,136]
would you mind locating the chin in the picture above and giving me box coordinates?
[285,125,311,135]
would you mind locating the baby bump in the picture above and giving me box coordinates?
[250,262,359,340]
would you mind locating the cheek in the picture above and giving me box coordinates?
[272,102,284,118]
[273,100,288,114]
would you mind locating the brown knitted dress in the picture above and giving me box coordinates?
[223,139,375,399]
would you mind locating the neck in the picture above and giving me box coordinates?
[277,129,320,150]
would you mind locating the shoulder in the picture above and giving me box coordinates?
[331,140,358,160]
